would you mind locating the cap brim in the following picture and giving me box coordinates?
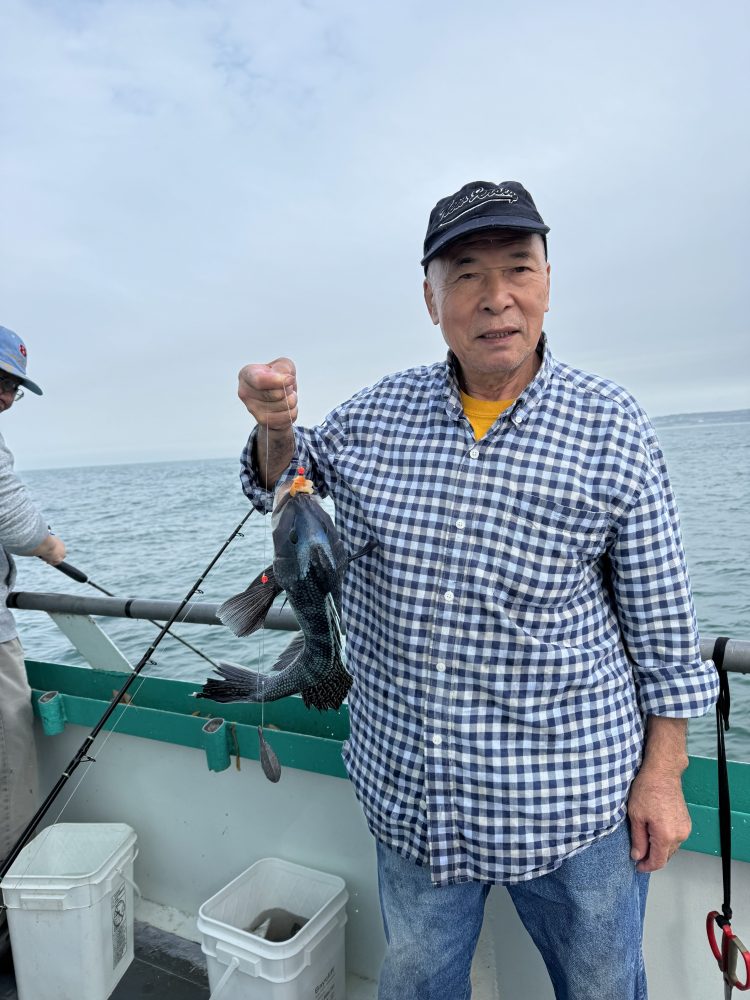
[0,363,43,395]
[20,377,43,395]
[421,215,550,267]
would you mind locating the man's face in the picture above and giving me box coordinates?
[0,374,21,413]
[423,233,550,395]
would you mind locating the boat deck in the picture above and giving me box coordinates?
[0,920,378,1000]
[0,922,208,1000]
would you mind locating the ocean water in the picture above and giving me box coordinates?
[11,414,750,762]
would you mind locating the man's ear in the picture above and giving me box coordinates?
[424,278,440,326]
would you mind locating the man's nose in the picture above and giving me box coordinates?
[480,270,514,312]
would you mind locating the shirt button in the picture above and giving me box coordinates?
[444,591,454,603]
[469,448,480,459]
[455,519,465,529]
[419,799,427,811]
[432,734,442,746]
[436,662,446,672]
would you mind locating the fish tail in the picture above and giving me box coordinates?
[197,662,265,703]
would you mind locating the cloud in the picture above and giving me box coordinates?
[0,0,748,468]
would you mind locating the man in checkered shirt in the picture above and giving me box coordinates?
[237,181,718,999]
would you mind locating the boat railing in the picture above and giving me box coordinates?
[11,588,750,875]
[7,589,750,674]
[8,590,298,629]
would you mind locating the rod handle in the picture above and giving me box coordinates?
[55,561,88,584]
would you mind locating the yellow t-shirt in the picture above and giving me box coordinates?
[460,391,515,440]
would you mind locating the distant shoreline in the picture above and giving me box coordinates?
[653,408,749,428]
[18,408,749,473]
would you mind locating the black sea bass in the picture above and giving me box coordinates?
[198,471,374,711]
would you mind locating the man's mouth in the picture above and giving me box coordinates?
[478,329,517,340]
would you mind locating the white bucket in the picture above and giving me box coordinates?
[197,857,348,1000]
[1,823,138,1000]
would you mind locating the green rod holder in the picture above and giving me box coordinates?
[38,691,66,736]
[201,717,231,772]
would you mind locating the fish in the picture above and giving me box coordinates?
[197,471,375,712]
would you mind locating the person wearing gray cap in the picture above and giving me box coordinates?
[0,325,66,956]
[233,182,717,999]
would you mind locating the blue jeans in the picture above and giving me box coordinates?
[376,821,650,1000]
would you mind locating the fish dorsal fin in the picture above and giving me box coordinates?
[217,566,282,637]
[271,633,306,672]
[347,539,378,565]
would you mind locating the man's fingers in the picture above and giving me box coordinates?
[253,385,295,405]
[635,833,669,872]
[628,815,649,863]
[239,357,296,386]
[629,814,685,872]
[237,359,298,425]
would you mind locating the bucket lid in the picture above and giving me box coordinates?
[1,823,136,890]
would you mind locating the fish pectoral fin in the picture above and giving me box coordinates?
[217,565,283,636]
[347,538,378,564]
[271,634,306,672]
[296,595,352,713]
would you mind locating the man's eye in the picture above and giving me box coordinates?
[457,271,477,281]
[513,266,530,274]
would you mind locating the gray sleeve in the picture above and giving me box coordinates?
[0,434,49,555]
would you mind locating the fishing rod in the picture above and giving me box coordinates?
[53,560,221,669]
[0,510,254,880]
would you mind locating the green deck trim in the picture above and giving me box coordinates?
[26,660,348,780]
[681,755,750,862]
[25,661,750,860]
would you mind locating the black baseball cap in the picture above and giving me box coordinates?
[421,180,549,268]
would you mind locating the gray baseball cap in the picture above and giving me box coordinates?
[0,325,43,395]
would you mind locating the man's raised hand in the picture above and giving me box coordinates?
[238,358,298,431]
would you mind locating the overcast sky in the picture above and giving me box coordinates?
[1,0,748,470]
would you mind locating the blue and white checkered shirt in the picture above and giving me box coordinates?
[241,338,718,886]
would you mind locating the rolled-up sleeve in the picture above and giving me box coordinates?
[608,443,719,718]
[240,408,350,513]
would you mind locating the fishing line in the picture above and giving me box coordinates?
[260,419,269,734]
[66,592,209,763]
[255,382,298,780]
[37,588,209,829]
[47,578,215,793]
[0,510,254,882]
[54,560,222,671]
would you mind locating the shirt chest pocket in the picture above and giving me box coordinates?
[495,494,610,609]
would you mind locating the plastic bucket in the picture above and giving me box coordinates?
[1,823,138,1000]
[197,857,347,1000]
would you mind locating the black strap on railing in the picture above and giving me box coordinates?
[713,635,733,924]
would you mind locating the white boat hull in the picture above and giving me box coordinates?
[31,718,750,998]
